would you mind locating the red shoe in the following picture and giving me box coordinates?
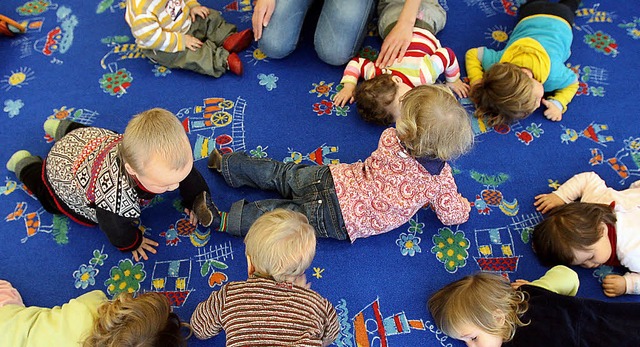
[227,52,243,76]
[222,29,254,53]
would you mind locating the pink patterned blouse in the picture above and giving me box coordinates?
[329,128,470,241]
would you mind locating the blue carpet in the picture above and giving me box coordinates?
[1,0,639,346]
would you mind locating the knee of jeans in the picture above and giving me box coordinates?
[315,45,353,66]
[258,37,297,59]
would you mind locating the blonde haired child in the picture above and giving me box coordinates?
[125,0,253,76]
[466,0,581,125]
[203,84,473,241]
[190,209,339,346]
[0,280,189,346]
[6,108,216,261]
[533,171,640,297]
[428,266,640,347]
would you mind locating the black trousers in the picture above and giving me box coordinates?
[518,0,581,25]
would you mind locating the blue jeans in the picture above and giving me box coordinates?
[220,152,348,240]
[258,0,375,65]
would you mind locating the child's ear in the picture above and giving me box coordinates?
[246,255,255,276]
[493,309,506,327]
[391,75,403,85]
[124,162,137,176]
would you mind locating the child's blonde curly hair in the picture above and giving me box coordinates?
[396,84,474,161]
[83,292,190,347]
[469,62,538,126]
[428,272,529,343]
[244,209,317,283]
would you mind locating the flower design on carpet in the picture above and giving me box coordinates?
[431,227,469,273]
[258,73,278,91]
[73,264,98,289]
[309,81,334,97]
[104,259,146,297]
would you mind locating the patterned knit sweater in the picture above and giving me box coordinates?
[190,277,339,346]
[339,27,461,88]
[125,0,201,52]
[329,128,470,241]
[45,127,149,252]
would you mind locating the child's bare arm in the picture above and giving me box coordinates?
[533,193,565,214]
[333,83,357,107]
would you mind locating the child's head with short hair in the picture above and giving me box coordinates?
[354,74,411,126]
[120,108,193,193]
[532,202,615,268]
[83,292,189,347]
[244,209,316,283]
[470,62,544,126]
[428,272,529,347]
[395,84,474,161]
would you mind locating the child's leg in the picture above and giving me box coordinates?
[518,0,579,25]
[8,154,60,214]
[44,119,89,141]
[219,151,310,198]
[0,280,24,308]
[377,0,447,37]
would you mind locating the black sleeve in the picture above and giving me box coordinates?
[95,207,143,252]
[178,166,210,209]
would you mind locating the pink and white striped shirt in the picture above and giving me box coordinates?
[340,27,461,88]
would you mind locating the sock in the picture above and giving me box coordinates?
[43,119,61,139]
[216,212,228,232]
[6,150,31,172]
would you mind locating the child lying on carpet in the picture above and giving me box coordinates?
[0,280,190,346]
[191,209,339,346]
[428,266,640,347]
[199,84,473,241]
[125,0,253,76]
[532,171,640,297]
[466,0,581,125]
[334,0,468,125]
[6,108,217,262]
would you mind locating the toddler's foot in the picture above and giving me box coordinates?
[207,149,222,171]
[6,150,32,172]
[222,29,254,53]
[0,15,25,37]
[193,191,221,228]
[43,119,61,139]
[227,53,243,76]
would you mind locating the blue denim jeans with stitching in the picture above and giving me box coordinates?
[258,0,375,65]
[220,151,348,240]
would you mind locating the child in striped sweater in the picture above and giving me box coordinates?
[334,6,468,125]
[124,0,253,76]
[190,209,339,346]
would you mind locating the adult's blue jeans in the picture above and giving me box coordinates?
[258,0,375,65]
[219,151,348,240]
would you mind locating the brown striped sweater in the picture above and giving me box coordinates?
[190,277,340,346]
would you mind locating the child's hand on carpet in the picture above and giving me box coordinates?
[132,237,159,262]
[534,193,564,214]
[542,99,563,121]
[334,84,356,107]
[446,79,470,99]
[603,274,626,297]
